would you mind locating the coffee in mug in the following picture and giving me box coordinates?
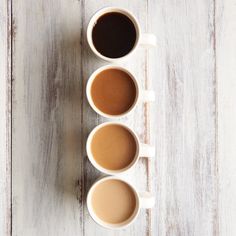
[86,122,155,175]
[92,12,137,58]
[87,7,156,62]
[91,179,137,224]
[86,65,155,119]
[91,123,137,170]
[91,68,137,116]
[87,176,155,229]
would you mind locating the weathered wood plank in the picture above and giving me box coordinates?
[149,0,218,235]
[216,0,236,235]
[0,0,11,235]
[12,1,83,235]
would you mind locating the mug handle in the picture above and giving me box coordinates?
[140,90,155,102]
[139,33,157,47]
[139,192,155,208]
[140,143,155,157]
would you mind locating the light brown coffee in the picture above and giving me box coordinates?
[91,69,137,115]
[91,124,137,170]
[91,179,137,224]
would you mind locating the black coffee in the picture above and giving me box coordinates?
[92,12,137,58]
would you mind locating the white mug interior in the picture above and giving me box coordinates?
[86,176,140,229]
[87,7,141,61]
[86,65,140,119]
[86,122,140,175]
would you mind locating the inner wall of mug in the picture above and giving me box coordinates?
[86,122,140,175]
[86,65,140,119]
[87,7,140,61]
[87,177,140,228]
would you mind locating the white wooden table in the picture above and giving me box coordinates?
[1,0,236,235]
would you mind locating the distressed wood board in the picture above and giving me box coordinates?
[0,0,11,235]
[0,0,236,235]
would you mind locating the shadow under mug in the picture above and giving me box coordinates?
[87,7,156,62]
[86,121,155,175]
[86,65,155,119]
[87,175,155,229]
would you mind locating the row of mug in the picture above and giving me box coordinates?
[86,123,156,228]
[85,6,157,229]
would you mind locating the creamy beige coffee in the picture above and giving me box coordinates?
[91,69,137,115]
[91,124,137,170]
[91,179,137,224]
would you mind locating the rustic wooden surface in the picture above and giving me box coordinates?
[0,0,11,235]
[1,0,236,235]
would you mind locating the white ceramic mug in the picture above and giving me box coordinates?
[86,65,155,119]
[87,7,156,62]
[86,121,155,175]
[87,175,155,229]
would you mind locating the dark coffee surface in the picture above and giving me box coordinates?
[92,12,136,58]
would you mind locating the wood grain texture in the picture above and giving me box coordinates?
[0,0,234,235]
[149,0,219,235]
[12,0,83,235]
[216,0,236,235]
[0,0,11,235]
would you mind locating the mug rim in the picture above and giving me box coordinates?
[86,121,141,175]
[86,6,141,62]
[86,64,140,119]
[86,176,140,229]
